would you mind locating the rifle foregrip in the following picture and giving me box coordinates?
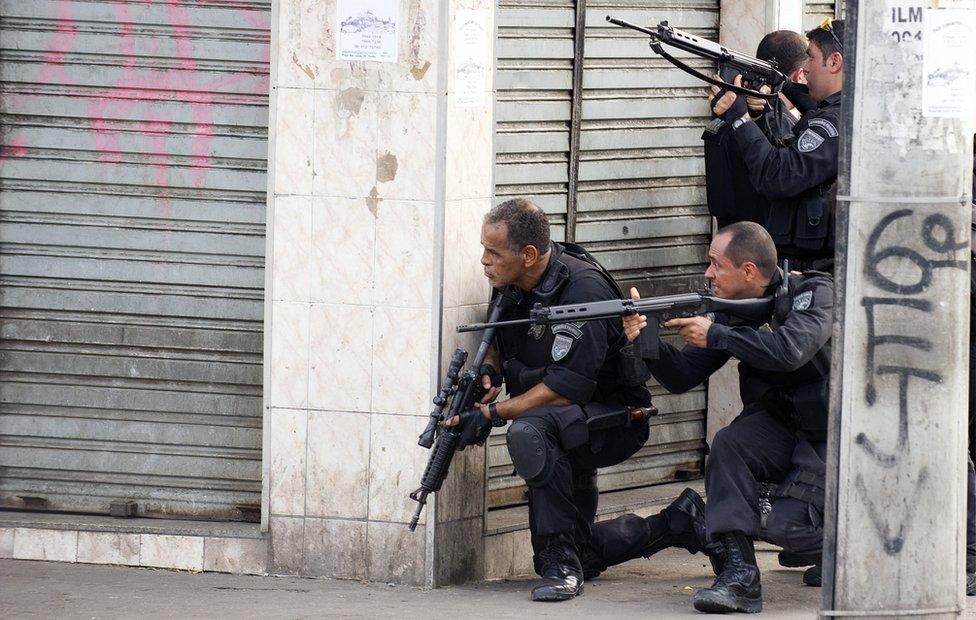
[419,431,459,493]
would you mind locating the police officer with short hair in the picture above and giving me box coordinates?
[712,20,846,272]
[621,221,832,613]
[450,198,655,602]
[703,29,810,229]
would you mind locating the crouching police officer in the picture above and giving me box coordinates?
[621,222,832,613]
[449,199,654,602]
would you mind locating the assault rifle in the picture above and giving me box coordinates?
[457,290,775,334]
[605,16,787,100]
[408,295,514,532]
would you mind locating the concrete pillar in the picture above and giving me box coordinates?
[262,0,495,586]
[823,1,975,617]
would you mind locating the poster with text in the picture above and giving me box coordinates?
[454,10,488,107]
[337,0,398,62]
[922,7,975,118]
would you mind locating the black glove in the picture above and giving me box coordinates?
[782,81,818,114]
[455,407,492,450]
[479,363,503,388]
[721,90,749,122]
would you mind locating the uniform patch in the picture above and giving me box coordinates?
[792,291,813,311]
[551,321,585,340]
[807,117,838,137]
[551,334,574,361]
[797,129,825,153]
[528,324,546,340]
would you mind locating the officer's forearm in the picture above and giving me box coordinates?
[496,382,571,419]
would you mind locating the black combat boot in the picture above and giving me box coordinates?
[803,564,822,587]
[642,488,725,574]
[531,532,584,602]
[643,488,722,557]
[692,531,762,614]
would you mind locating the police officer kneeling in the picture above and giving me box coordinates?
[450,199,654,602]
[623,221,832,614]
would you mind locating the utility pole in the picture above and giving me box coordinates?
[823,1,976,618]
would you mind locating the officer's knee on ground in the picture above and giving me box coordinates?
[507,419,555,486]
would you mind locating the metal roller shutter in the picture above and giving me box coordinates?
[490,0,716,509]
[0,0,270,521]
[803,1,845,31]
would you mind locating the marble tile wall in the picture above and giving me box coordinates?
[265,0,496,585]
[0,527,267,576]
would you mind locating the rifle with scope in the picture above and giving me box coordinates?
[408,295,514,532]
[605,16,787,100]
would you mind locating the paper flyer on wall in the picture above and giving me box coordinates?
[921,7,976,118]
[336,0,398,62]
[454,10,488,107]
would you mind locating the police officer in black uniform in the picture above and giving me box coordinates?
[703,30,810,229]
[451,199,657,602]
[712,20,846,272]
[620,222,832,613]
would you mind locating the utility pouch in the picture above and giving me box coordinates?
[793,188,833,251]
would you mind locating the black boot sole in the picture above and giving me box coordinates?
[692,589,762,614]
[531,583,583,602]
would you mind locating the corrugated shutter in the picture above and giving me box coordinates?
[0,0,270,521]
[489,0,715,508]
[803,1,845,31]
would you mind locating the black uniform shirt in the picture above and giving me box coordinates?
[495,243,647,406]
[732,92,842,262]
[733,92,841,199]
[646,272,833,416]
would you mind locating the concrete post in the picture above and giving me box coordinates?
[823,1,975,617]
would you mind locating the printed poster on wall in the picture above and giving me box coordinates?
[337,0,398,62]
[454,10,488,107]
[921,7,976,118]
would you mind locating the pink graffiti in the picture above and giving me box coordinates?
[0,0,272,198]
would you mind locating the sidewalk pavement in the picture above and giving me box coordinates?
[2,546,973,619]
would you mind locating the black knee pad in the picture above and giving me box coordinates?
[507,420,553,486]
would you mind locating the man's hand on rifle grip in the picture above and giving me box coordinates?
[478,348,503,404]
[622,287,648,343]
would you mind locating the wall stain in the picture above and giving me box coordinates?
[338,87,365,116]
[376,151,398,183]
[410,61,431,81]
[366,186,381,217]
[291,51,317,80]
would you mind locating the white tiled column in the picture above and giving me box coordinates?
[264,0,495,586]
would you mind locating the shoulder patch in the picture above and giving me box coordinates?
[551,321,584,340]
[792,290,814,311]
[807,117,839,138]
[797,128,825,153]
[551,334,575,361]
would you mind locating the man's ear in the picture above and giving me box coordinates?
[829,51,844,73]
[742,260,760,281]
[521,244,539,267]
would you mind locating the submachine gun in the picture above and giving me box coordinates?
[605,16,787,101]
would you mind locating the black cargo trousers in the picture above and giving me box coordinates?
[505,402,649,574]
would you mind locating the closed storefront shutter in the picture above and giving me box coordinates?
[803,1,845,31]
[489,0,717,508]
[0,0,270,521]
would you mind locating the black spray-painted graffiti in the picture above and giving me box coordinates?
[856,208,967,554]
